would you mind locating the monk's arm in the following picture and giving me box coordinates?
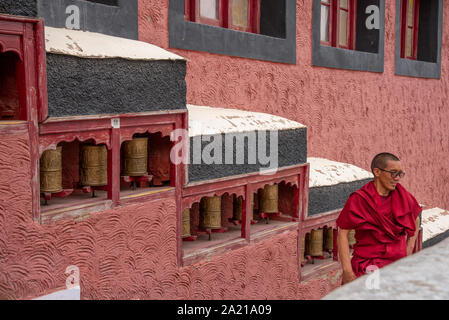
[337,228,356,284]
[406,217,420,256]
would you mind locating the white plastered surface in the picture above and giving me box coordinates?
[45,26,184,61]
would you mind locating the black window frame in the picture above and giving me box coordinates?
[169,0,296,64]
[394,0,443,79]
[312,0,385,72]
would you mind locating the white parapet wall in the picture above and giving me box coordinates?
[308,157,373,188]
[421,207,449,247]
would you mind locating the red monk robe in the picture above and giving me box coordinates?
[336,181,421,277]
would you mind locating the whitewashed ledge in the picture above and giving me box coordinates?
[323,236,449,300]
[45,26,185,61]
[187,104,306,137]
[34,286,80,300]
[421,207,449,247]
[308,157,373,188]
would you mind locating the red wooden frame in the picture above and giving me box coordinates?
[185,0,260,34]
[320,0,356,50]
[227,0,260,33]
[320,0,333,46]
[400,0,420,60]
[37,111,187,223]
[178,163,309,267]
[193,0,226,28]
[0,15,49,222]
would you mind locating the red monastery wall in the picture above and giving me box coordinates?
[138,0,449,210]
[0,127,339,300]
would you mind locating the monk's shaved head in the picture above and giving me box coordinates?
[371,153,400,173]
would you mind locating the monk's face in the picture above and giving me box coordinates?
[374,160,403,193]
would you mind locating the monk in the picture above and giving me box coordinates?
[337,153,421,285]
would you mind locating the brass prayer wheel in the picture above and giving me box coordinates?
[324,227,333,251]
[348,229,356,247]
[233,194,254,221]
[259,184,278,213]
[182,208,191,238]
[310,229,324,257]
[122,137,148,176]
[80,145,108,186]
[200,196,222,229]
[148,135,171,186]
[40,146,63,194]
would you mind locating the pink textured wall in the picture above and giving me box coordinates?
[138,0,449,210]
[0,130,340,299]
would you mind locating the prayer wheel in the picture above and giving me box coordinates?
[200,196,222,229]
[310,229,324,257]
[148,135,171,186]
[324,227,333,251]
[40,146,63,193]
[182,208,191,238]
[233,194,254,221]
[348,229,356,247]
[259,184,278,213]
[80,145,108,186]
[122,137,148,176]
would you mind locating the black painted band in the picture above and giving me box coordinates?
[188,128,307,182]
[308,179,373,216]
[46,54,186,117]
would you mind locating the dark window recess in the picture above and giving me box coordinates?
[259,1,286,38]
[355,0,380,53]
[0,52,26,121]
[85,0,118,6]
[400,0,439,62]
[416,0,439,63]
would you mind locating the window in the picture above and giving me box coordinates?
[395,0,443,78]
[171,0,295,64]
[320,0,356,50]
[400,0,420,60]
[185,0,260,34]
[313,0,385,72]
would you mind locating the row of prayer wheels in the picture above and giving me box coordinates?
[40,144,108,193]
[121,136,171,185]
[301,228,334,262]
[182,184,279,238]
[40,136,171,194]
[300,228,356,263]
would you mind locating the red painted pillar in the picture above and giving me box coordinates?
[108,126,120,206]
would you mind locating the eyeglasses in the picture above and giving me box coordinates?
[377,168,405,179]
